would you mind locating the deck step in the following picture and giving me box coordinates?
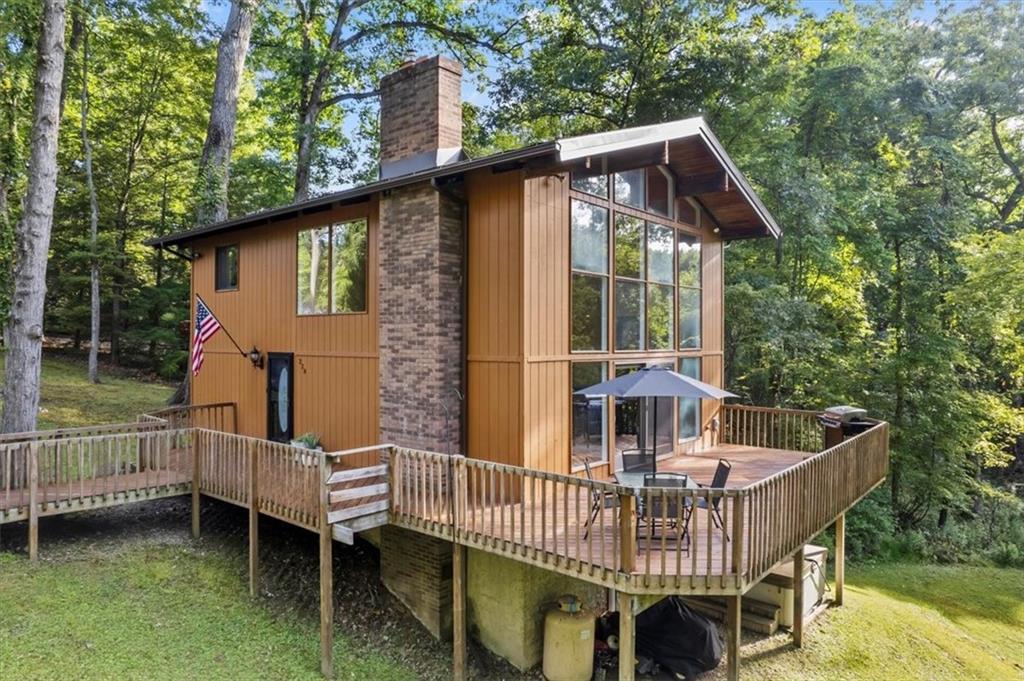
[331,511,389,545]
[680,597,780,635]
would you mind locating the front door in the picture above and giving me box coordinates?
[267,353,293,443]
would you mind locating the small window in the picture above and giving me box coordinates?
[614,169,645,209]
[646,167,672,217]
[571,168,608,198]
[215,245,239,291]
[297,219,367,315]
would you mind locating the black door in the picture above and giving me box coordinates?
[267,353,294,443]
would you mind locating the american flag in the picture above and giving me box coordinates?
[191,297,222,376]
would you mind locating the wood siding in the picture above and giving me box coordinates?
[465,169,524,465]
[190,201,379,450]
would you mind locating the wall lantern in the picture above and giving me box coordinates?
[248,346,264,369]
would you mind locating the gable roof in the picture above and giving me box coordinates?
[147,117,779,248]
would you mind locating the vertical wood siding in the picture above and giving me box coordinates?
[465,170,524,465]
[190,200,380,450]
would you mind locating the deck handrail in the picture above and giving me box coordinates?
[0,419,169,445]
[720,403,824,453]
[143,402,238,434]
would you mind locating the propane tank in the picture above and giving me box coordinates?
[542,595,595,681]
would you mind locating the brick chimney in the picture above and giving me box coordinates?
[378,55,463,179]
[377,55,466,639]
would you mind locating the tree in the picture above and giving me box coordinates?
[2,0,68,433]
[77,4,100,383]
[196,0,257,226]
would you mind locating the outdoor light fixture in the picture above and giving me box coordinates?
[248,346,264,369]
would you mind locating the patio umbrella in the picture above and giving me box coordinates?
[574,366,737,474]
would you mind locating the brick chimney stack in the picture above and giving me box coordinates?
[378,55,463,179]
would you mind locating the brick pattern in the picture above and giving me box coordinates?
[380,525,454,639]
[378,183,464,454]
[379,55,463,165]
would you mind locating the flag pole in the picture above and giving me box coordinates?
[196,294,248,358]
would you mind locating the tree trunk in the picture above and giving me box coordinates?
[1,0,68,434]
[80,24,100,384]
[196,0,255,226]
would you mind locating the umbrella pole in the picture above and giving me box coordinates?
[652,396,658,475]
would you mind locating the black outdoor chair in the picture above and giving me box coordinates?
[621,448,655,473]
[637,472,691,550]
[582,460,617,540]
[688,459,732,541]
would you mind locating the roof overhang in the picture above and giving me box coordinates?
[556,117,781,240]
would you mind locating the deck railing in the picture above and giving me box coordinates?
[143,402,237,433]
[720,404,824,453]
[389,417,889,594]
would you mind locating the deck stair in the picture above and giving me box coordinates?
[326,463,390,544]
[680,596,781,635]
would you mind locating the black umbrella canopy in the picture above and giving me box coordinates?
[574,366,737,400]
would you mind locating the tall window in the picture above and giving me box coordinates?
[614,215,644,350]
[571,200,609,351]
[678,234,701,348]
[297,219,367,315]
[215,244,239,291]
[678,357,701,440]
[572,362,608,469]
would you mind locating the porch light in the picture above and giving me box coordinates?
[248,346,264,369]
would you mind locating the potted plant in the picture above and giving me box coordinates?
[290,432,322,451]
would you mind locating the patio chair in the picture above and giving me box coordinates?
[621,448,654,473]
[690,459,732,541]
[638,472,691,550]
[582,460,617,540]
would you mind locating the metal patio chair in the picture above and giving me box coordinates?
[582,460,617,540]
[637,472,691,550]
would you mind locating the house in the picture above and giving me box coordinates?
[146,56,887,680]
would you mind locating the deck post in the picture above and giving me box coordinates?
[248,440,259,599]
[452,542,467,681]
[617,592,635,681]
[618,493,636,573]
[834,513,845,606]
[191,431,201,539]
[319,452,334,678]
[28,443,39,562]
[726,594,741,681]
[792,544,805,648]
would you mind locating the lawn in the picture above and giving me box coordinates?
[1,355,1022,680]
[0,352,174,430]
[710,562,1024,681]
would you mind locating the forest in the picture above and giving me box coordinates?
[1,0,1021,566]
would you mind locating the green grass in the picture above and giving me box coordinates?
[721,563,1024,681]
[0,547,415,681]
[0,353,174,429]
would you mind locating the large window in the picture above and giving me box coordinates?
[678,234,701,348]
[297,219,367,315]
[678,357,701,440]
[571,200,609,351]
[215,244,239,291]
[572,362,608,470]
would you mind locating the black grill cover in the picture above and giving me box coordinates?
[636,597,722,679]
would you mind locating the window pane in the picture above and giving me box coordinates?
[331,219,367,313]
[571,274,607,351]
[571,169,608,198]
[646,167,670,216]
[614,364,641,461]
[647,361,674,455]
[614,169,645,209]
[571,200,609,274]
[216,245,238,290]
[679,287,701,349]
[647,223,674,283]
[572,362,608,468]
[614,215,644,280]
[647,283,673,350]
[678,358,701,440]
[297,227,330,314]
[678,234,701,288]
[614,279,644,351]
